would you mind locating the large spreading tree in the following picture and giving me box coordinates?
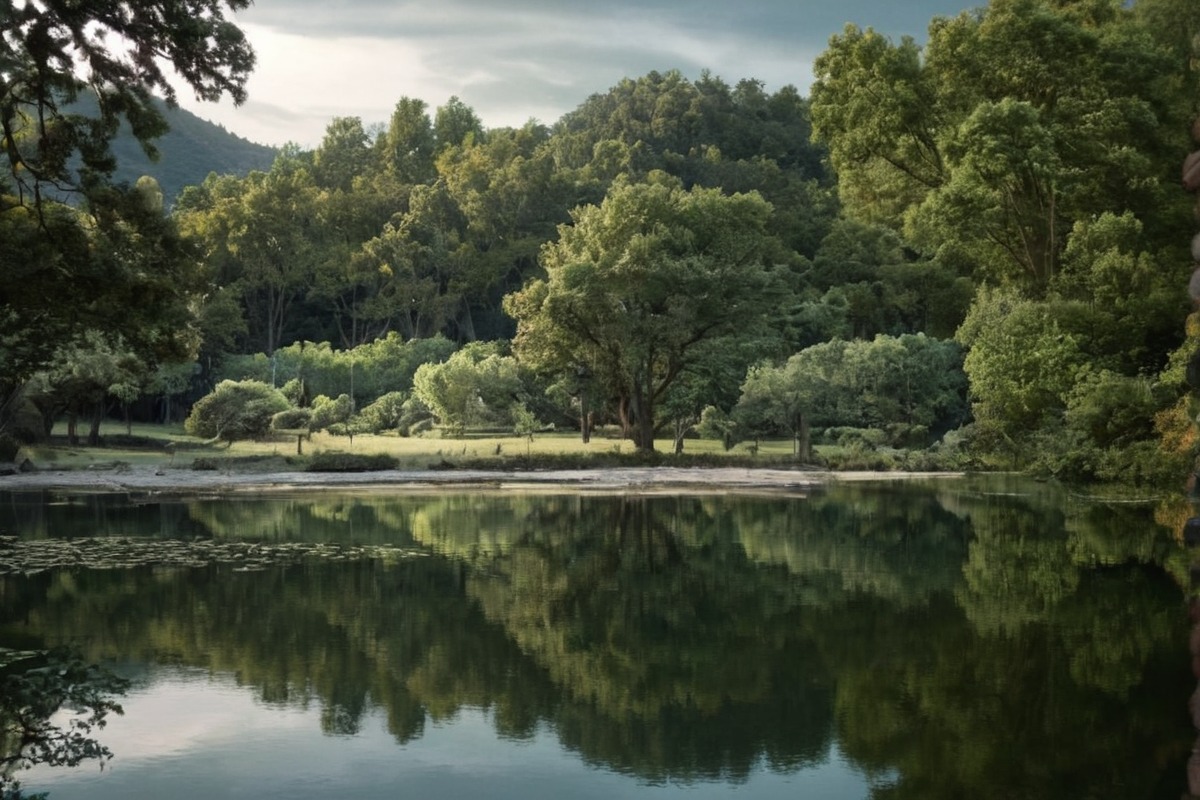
[504,178,790,452]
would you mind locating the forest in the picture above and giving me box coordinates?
[2,0,1200,485]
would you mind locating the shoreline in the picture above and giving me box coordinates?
[0,464,968,495]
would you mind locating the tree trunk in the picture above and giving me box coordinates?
[67,413,78,446]
[795,413,811,462]
[672,415,695,455]
[579,388,590,444]
[617,396,632,441]
[87,401,105,446]
[630,385,655,453]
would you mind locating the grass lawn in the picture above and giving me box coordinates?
[17,421,808,472]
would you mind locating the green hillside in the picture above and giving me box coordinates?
[109,100,277,204]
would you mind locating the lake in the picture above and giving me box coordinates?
[0,475,1194,799]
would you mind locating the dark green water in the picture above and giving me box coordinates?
[0,476,1194,799]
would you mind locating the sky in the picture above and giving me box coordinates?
[172,1,979,149]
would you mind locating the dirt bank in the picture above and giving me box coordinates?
[0,464,964,495]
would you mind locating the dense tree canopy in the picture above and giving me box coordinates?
[810,0,1199,479]
[812,0,1193,292]
[0,0,254,438]
[5,0,1200,483]
[505,179,789,452]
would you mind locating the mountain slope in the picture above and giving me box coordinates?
[107,100,277,204]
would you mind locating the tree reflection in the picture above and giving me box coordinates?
[0,647,128,799]
[0,481,1191,796]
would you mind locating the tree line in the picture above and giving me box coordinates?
[2,0,1199,483]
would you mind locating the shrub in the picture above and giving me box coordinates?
[271,408,312,432]
[306,452,399,472]
[397,395,434,437]
[829,427,887,450]
[884,423,929,449]
[309,394,353,432]
[356,391,408,434]
[185,380,290,442]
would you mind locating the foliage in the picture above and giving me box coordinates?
[812,1,1191,292]
[411,342,531,436]
[1,179,207,437]
[184,379,289,442]
[808,0,1197,482]
[506,178,789,451]
[0,648,129,799]
[0,1,253,436]
[217,334,456,411]
[23,332,145,445]
[956,287,1088,456]
[305,452,399,472]
[354,391,409,434]
[271,407,312,432]
[308,394,353,433]
[9,0,1193,483]
[0,0,253,206]
[170,69,836,362]
[728,334,968,451]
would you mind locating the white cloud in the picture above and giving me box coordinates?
[166,0,973,148]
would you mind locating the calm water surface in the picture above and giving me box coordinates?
[0,475,1193,798]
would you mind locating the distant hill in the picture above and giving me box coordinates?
[108,99,277,205]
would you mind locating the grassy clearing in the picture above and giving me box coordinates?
[16,421,811,472]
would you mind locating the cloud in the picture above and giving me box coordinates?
[170,0,974,148]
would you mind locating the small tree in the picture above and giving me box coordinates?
[309,394,354,433]
[185,380,289,443]
[356,391,409,434]
[412,342,524,435]
[271,408,313,454]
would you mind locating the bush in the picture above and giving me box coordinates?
[356,391,408,434]
[306,452,399,472]
[217,334,456,409]
[397,395,434,436]
[309,394,353,432]
[271,408,312,432]
[185,380,290,442]
[3,394,47,443]
[827,427,887,450]
[884,423,929,449]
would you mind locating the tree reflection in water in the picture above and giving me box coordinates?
[0,647,128,799]
[0,480,1193,798]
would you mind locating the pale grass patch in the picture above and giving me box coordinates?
[24,421,797,469]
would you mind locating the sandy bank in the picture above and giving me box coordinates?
[0,464,965,495]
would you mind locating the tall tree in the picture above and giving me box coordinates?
[434,96,484,152]
[504,178,788,452]
[811,0,1191,293]
[313,116,374,192]
[379,97,436,185]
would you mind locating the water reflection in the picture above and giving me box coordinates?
[0,479,1193,798]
